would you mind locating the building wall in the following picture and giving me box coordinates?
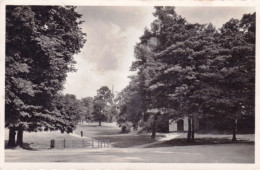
[169,116,199,132]
[169,119,177,131]
[183,117,189,131]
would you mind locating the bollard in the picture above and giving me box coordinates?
[50,139,53,149]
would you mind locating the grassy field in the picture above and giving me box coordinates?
[5,122,255,163]
[5,122,254,149]
[74,122,164,147]
[4,122,159,149]
[4,129,91,149]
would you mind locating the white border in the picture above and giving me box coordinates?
[0,0,259,169]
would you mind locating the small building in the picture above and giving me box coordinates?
[169,117,199,132]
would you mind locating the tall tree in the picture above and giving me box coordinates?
[51,94,84,133]
[130,7,255,141]
[82,97,95,122]
[5,6,86,147]
[210,13,255,141]
[116,75,144,133]
[132,6,194,139]
[93,86,113,126]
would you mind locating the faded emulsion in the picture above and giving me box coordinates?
[4,5,255,163]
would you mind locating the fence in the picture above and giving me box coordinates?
[50,139,110,149]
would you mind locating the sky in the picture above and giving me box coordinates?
[62,6,255,99]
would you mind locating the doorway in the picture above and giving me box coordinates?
[177,119,184,131]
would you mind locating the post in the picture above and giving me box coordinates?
[232,118,238,141]
[50,140,53,149]
[63,139,65,148]
[191,114,195,142]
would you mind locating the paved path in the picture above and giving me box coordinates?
[5,143,254,163]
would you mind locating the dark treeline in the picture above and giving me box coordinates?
[116,7,255,141]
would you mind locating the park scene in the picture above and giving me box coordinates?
[5,6,255,163]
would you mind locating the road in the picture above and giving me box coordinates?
[5,143,254,163]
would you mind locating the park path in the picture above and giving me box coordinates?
[131,133,184,148]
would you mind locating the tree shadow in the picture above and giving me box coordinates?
[145,138,254,148]
[94,135,157,148]
[5,140,42,151]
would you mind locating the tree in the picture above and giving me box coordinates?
[132,6,195,139]
[82,97,95,122]
[51,94,84,133]
[116,75,144,133]
[130,7,255,142]
[93,86,113,126]
[5,6,86,147]
[207,13,255,141]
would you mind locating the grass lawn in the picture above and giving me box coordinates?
[5,122,255,163]
[73,122,163,147]
[5,122,159,149]
[4,129,92,149]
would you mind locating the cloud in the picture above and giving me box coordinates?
[175,7,255,28]
[63,6,255,99]
[63,6,154,98]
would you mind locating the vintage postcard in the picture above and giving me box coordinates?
[0,0,259,169]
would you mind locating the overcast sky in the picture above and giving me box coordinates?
[62,6,255,99]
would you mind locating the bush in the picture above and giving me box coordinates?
[117,116,133,133]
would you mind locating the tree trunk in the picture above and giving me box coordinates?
[151,114,158,139]
[232,118,237,142]
[187,117,191,142]
[191,114,195,142]
[98,108,102,126]
[16,127,24,147]
[7,127,16,147]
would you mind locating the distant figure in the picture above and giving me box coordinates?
[81,131,83,137]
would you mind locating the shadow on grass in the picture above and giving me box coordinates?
[145,138,254,148]
[94,135,158,148]
[75,124,121,137]
[5,140,37,151]
[77,124,116,128]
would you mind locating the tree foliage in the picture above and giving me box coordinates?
[5,6,86,147]
[93,86,113,126]
[121,6,255,141]
[82,97,95,121]
[116,75,144,133]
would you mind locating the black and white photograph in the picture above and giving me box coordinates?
[1,1,258,168]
